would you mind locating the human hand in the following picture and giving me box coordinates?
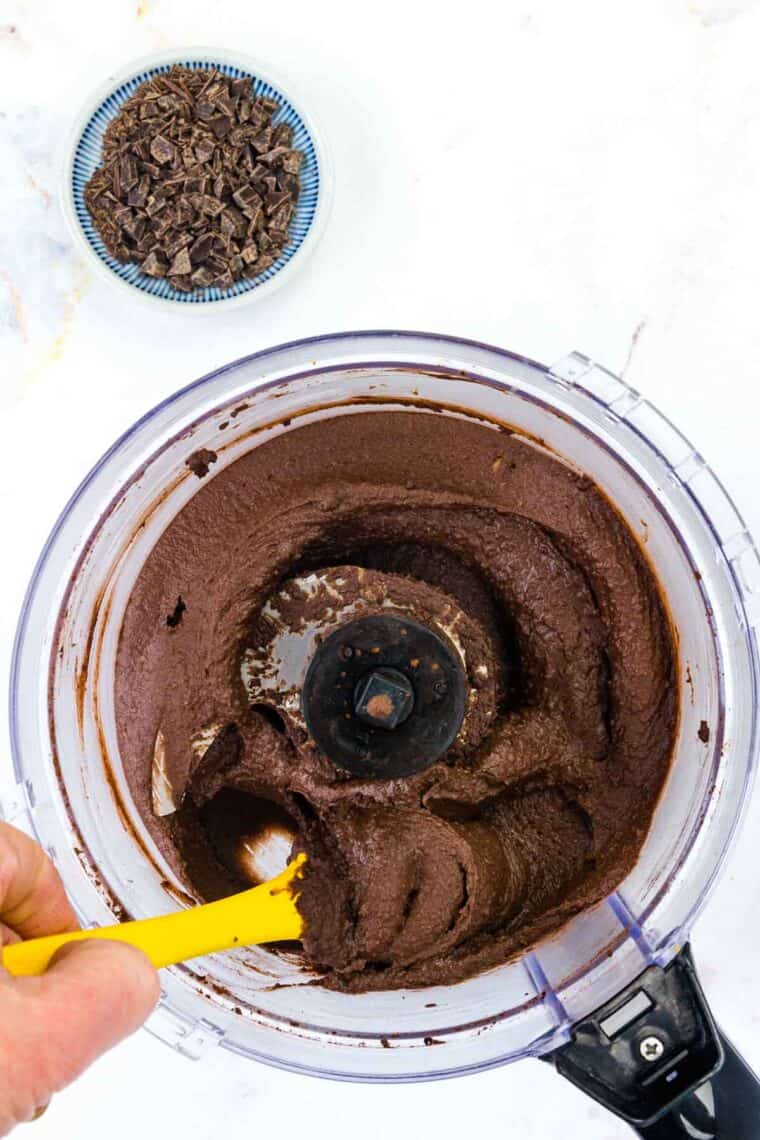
[0,822,159,1133]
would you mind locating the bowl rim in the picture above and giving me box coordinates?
[60,45,333,314]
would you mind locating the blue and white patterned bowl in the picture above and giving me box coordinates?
[62,49,331,310]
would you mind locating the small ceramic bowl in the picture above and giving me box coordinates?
[62,47,331,311]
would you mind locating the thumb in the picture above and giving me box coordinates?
[0,940,159,1128]
[39,939,160,1074]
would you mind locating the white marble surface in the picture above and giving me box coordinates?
[2,1,760,1136]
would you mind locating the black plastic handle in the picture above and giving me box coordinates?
[547,945,760,1136]
[634,1031,760,1139]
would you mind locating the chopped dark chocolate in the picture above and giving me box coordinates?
[272,122,293,147]
[142,249,168,276]
[208,114,233,140]
[281,149,303,174]
[251,127,273,154]
[84,65,304,292]
[168,247,192,276]
[189,232,214,264]
[194,137,216,164]
[191,265,217,287]
[265,189,291,215]
[150,134,175,165]
[231,185,261,217]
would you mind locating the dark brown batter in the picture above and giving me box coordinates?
[115,409,676,991]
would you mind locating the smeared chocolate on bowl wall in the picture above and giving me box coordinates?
[84,66,303,291]
[115,410,677,991]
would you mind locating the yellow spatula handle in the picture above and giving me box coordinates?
[1,855,306,977]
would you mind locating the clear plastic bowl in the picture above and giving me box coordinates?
[8,332,760,1079]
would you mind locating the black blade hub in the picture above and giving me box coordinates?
[302,614,466,779]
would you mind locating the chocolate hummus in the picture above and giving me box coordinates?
[115,409,676,991]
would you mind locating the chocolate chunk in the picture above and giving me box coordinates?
[205,80,226,101]
[248,101,269,128]
[157,93,181,113]
[277,172,300,198]
[208,114,233,140]
[153,210,173,238]
[272,122,294,147]
[150,134,175,165]
[259,146,291,166]
[120,154,139,190]
[174,197,196,225]
[196,98,215,121]
[190,265,217,287]
[228,125,252,147]
[270,202,293,230]
[122,213,147,242]
[251,127,273,154]
[141,249,168,276]
[201,195,225,217]
[265,190,291,216]
[112,204,133,227]
[189,232,214,264]
[222,205,246,236]
[194,136,215,163]
[164,230,192,257]
[213,267,234,288]
[280,149,303,174]
[145,194,166,217]
[184,175,207,195]
[240,241,258,265]
[211,90,236,119]
[168,247,192,276]
[232,186,262,217]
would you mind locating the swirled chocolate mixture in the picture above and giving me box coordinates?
[115,410,676,991]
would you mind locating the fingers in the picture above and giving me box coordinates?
[0,924,20,948]
[0,825,160,1132]
[0,940,159,1129]
[0,823,78,940]
[39,940,160,1079]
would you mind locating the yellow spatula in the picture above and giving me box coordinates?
[1,854,306,977]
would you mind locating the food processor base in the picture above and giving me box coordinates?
[549,945,760,1137]
[637,1034,760,1139]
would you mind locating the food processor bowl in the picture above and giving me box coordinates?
[8,333,760,1127]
